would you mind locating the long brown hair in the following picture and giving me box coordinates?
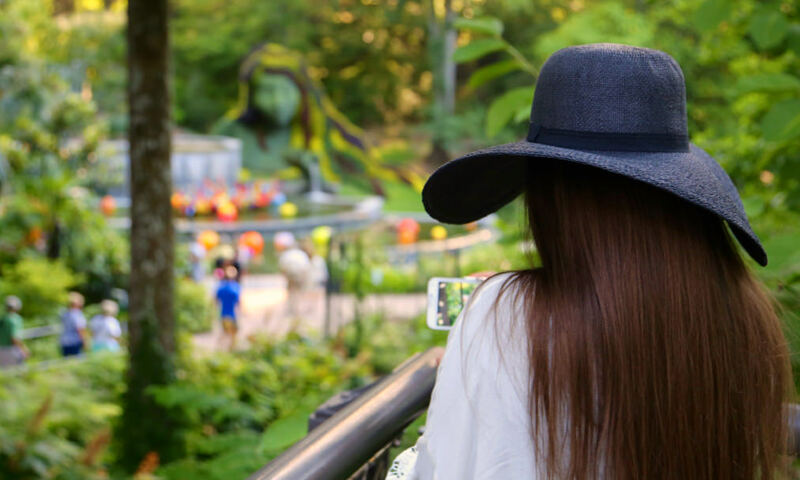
[505,160,792,479]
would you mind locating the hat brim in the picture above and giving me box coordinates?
[422,140,767,266]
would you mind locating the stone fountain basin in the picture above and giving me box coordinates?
[108,195,384,239]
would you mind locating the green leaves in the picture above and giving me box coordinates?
[259,408,313,452]
[453,17,504,36]
[467,60,521,89]
[761,99,800,142]
[486,87,533,137]
[748,8,789,50]
[692,0,731,32]
[453,38,507,63]
[735,73,800,94]
[453,16,510,65]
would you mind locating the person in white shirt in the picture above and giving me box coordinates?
[89,300,122,353]
[275,232,312,329]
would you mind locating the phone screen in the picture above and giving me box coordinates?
[428,278,481,330]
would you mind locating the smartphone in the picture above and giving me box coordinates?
[426,277,483,330]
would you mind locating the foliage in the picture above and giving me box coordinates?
[0,257,83,325]
[0,61,126,304]
[175,278,214,334]
[170,0,432,130]
[0,354,125,479]
[0,312,444,479]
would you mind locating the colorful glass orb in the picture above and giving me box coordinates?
[311,225,332,246]
[254,191,272,208]
[239,231,264,255]
[271,192,287,208]
[311,225,333,256]
[279,202,298,218]
[211,192,229,210]
[100,195,116,216]
[195,198,212,215]
[198,230,220,251]
[397,218,420,244]
[216,201,238,222]
[430,225,447,240]
[26,226,43,244]
[273,231,296,251]
[171,192,187,211]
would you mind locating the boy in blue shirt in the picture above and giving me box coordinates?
[215,265,241,350]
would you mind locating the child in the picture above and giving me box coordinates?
[215,265,241,350]
[0,296,28,367]
[89,300,122,352]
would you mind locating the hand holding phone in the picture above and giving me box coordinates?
[426,277,483,330]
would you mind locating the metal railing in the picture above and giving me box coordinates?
[248,347,443,480]
[250,346,800,480]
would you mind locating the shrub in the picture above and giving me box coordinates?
[176,278,214,334]
[0,257,84,325]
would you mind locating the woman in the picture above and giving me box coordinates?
[407,44,792,479]
[60,292,88,357]
[89,299,122,352]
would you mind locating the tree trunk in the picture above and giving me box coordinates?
[115,0,184,470]
[425,0,456,167]
[441,0,456,116]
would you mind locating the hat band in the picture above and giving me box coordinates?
[527,123,690,153]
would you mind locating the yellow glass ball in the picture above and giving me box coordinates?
[279,202,298,218]
[431,225,447,240]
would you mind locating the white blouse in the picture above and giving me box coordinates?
[412,272,539,479]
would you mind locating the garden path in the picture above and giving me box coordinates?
[192,274,427,352]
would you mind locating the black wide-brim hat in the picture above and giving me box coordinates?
[422,43,767,266]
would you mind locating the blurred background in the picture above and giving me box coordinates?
[0,0,798,478]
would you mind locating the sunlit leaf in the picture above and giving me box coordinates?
[761,99,800,142]
[259,408,313,452]
[788,24,800,55]
[467,60,521,89]
[735,73,800,94]
[748,9,789,50]
[692,0,731,32]
[453,17,504,36]
[486,86,533,137]
[453,38,507,63]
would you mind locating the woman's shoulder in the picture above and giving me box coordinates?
[446,271,532,383]
[457,271,531,342]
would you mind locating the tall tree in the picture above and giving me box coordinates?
[426,0,457,166]
[115,0,184,470]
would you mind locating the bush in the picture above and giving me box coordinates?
[176,278,214,334]
[0,257,84,325]
[0,311,443,479]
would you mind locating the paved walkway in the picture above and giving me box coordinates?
[192,274,427,351]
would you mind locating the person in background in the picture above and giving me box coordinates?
[89,299,122,352]
[301,239,328,289]
[0,296,28,367]
[215,265,241,350]
[275,232,311,329]
[298,239,328,322]
[235,243,252,280]
[60,292,88,357]
[189,239,207,283]
[214,244,241,282]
